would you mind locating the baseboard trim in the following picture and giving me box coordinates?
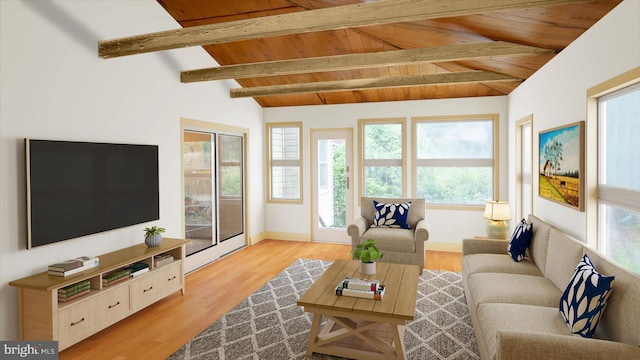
[253,232,461,253]
[425,242,462,253]
[251,231,310,244]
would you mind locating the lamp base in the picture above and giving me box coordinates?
[486,220,509,240]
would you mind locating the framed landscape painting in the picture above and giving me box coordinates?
[539,121,585,211]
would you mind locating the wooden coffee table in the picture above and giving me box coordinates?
[297,259,420,360]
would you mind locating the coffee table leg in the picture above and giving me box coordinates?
[306,312,322,356]
[391,324,406,360]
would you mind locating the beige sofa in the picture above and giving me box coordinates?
[462,214,640,360]
[347,197,429,273]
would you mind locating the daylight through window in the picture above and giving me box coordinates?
[267,122,302,202]
[413,116,497,206]
[598,83,640,273]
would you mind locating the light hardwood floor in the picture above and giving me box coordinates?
[59,240,462,360]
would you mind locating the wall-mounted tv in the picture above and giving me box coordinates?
[26,139,159,249]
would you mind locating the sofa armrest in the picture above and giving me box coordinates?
[414,219,429,242]
[347,216,367,241]
[497,330,640,360]
[462,238,508,256]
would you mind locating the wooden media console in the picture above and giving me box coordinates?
[9,238,189,350]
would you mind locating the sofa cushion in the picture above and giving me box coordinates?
[371,200,411,229]
[463,253,543,279]
[477,303,572,360]
[467,273,562,309]
[527,215,551,274]
[507,219,533,262]
[545,227,585,291]
[360,227,415,252]
[560,254,615,338]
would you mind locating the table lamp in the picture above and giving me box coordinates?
[483,200,511,239]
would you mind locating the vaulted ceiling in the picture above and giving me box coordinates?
[99,0,622,107]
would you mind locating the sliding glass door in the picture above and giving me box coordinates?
[218,134,244,242]
[183,129,245,273]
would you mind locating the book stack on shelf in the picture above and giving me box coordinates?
[335,276,386,300]
[58,279,91,303]
[124,262,149,277]
[48,256,99,277]
[153,254,174,268]
[102,269,130,287]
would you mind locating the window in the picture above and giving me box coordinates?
[318,139,328,190]
[412,115,497,207]
[359,118,407,198]
[516,115,533,220]
[267,122,302,202]
[598,82,640,273]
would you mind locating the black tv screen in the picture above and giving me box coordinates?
[26,139,159,248]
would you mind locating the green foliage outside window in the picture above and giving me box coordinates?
[364,123,402,159]
[221,167,241,196]
[365,167,403,198]
[417,167,491,205]
[332,145,347,228]
[605,206,640,273]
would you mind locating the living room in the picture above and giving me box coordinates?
[1,0,638,358]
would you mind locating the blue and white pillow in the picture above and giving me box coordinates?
[371,200,411,229]
[559,254,614,338]
[507,219,533,262]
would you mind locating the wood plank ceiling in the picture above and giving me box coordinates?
[143,0,621,107]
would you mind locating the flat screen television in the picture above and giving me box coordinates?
[26,139,159,249]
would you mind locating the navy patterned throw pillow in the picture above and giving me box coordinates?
[507,219,533,262]
[559,254,614,338]
[371,200,411,229]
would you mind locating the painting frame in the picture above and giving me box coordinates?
[538,121,585,211]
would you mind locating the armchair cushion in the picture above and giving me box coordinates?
[371,200,411,229]
[364,227,415,252]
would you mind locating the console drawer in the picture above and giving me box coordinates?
[131,262,181,311]
[97,285,131,326]
[58,299,98,349]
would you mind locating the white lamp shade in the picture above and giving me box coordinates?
[483,201,511,221]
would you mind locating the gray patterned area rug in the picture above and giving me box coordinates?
[167,259,479,360]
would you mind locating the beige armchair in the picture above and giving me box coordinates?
[348,197,429,274]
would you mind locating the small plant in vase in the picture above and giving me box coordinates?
[352,239,384,275]
[144,226,165,247]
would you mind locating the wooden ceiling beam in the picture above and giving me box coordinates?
[99,0,588,59]
[181,41,550,82]
[229,71,520,98]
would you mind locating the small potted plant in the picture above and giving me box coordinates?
[352,239,384,275]
[144,226,165,247]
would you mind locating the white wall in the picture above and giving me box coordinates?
[1,0,636,344]
[0,0,264,340]
[507,0,640,240]
[264,96,509,248]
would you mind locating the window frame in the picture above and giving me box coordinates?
[411,114,499,210]
[515,115,534,220]
[586,67,640,249]
[358,118,408,202]
[594,77,640,270]
[266,122,303,204]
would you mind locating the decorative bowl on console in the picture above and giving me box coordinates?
[144,226,165,247]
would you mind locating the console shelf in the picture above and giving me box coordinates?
[9,238,189,350]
